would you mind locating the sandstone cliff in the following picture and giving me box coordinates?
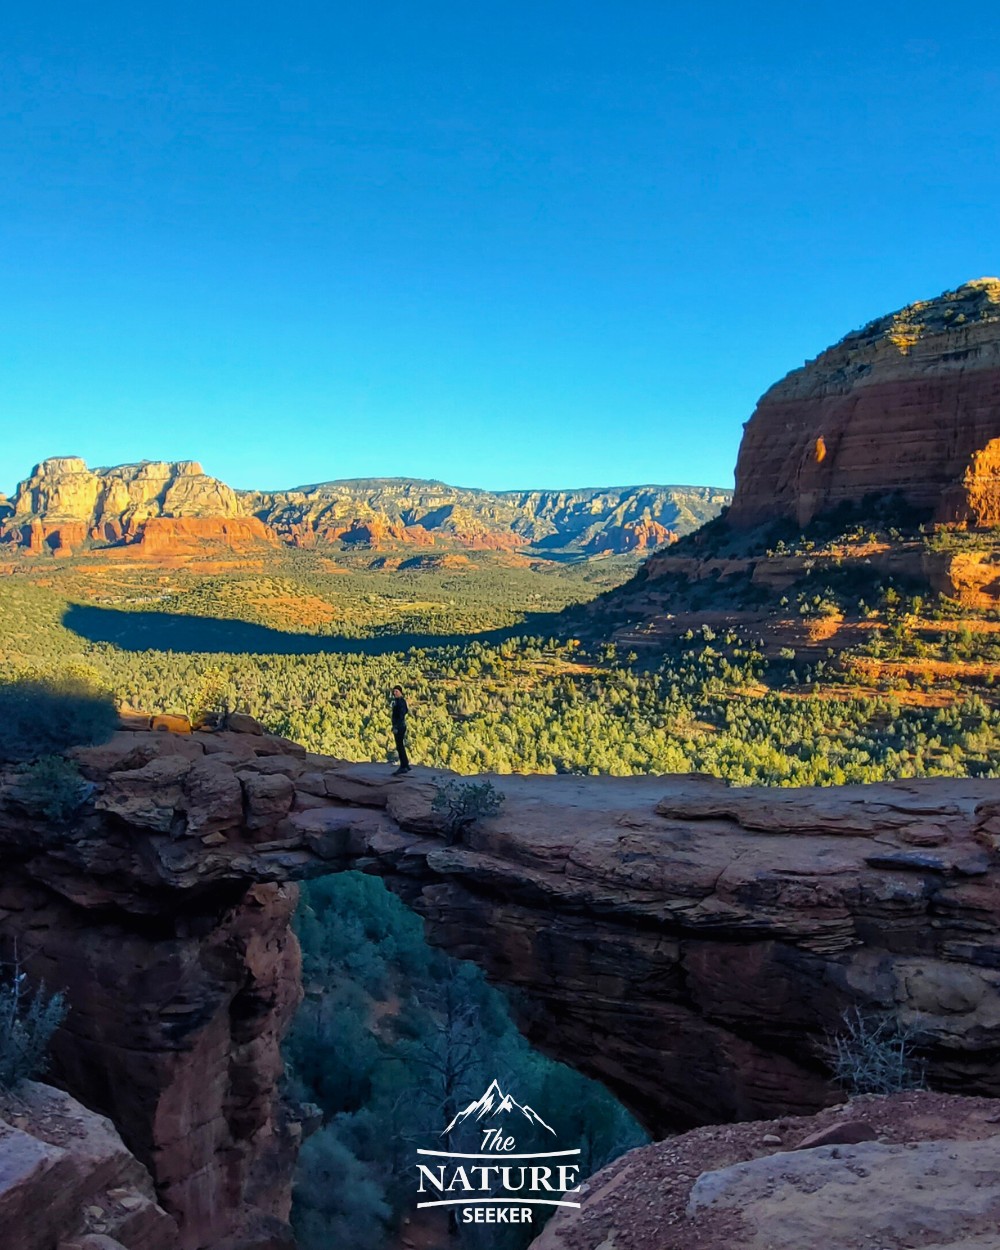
[728,278,1000,529]
[4,726,1000,1249]
[0,459,260,557]
[243,481,722,553]
[593,278,1000,647]
[0,459,730,558]
[10,458,242,528]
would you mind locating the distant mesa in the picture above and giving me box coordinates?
[0,456,731,560]
[0,457,256,559]
[588,517,678,552]
[728,277,1000,529]
[238,479,730,556]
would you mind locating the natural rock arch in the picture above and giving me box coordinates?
[3,724,1000,1248]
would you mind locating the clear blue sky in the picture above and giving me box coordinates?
[2,2,998,495]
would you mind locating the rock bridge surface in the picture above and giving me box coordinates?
[3,723,1000,1248]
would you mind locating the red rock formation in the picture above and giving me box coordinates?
[92,518,126,544]
[926,548,1000,607]
[397,552,474,570]
[379,771,1000,1135]
[0,1082,180,1250]
[2,463,729,560]
[312,518,439,548]
[0,729,316,1250]
[588,518,676,552]
[130,516,278,554]
[6,730,1000,1245]
[20,519,90,555]
[2,460,730,560]
[0,460,270,559]
[320,517,410,546]
[9,458,242,529]
[728,278,1000,529]
[0,877,300,1250]
[448,527,524,551]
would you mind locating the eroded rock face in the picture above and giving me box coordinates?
[0,460,273,557]
[4,729,1000,1244]
[0,877,301,1250]
[389,773,1000,1134]
[0,1081,180,1250]
[728,278,1000,529]
[131,516,278,555]
[0,459,730,557]
[587,518,677,553]
[242,483,709,553]
[10,459,242,526]
[1,878,302,1250]
[0,732,315,1250]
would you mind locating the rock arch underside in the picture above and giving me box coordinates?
[2,722,1000,1249]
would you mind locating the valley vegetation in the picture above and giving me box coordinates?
[4,564,1000,785]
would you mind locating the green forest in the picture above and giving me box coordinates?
[4,572,1000,784]
[288,874,644,1250]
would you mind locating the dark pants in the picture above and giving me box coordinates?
[393,728,409,769]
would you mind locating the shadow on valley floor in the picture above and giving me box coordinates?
[0,673,119,762]
[62,602,566,655]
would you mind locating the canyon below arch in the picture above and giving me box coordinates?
[2,720,1000,1249]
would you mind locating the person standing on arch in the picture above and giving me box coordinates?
[390,685,411,775]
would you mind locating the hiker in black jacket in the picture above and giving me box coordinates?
[390,686,411,775]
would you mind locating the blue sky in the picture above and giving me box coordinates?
[2,2,998,494]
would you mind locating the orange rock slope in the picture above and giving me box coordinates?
[728,278,1000,529]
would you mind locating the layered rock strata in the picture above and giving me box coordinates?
[0,460,729,557]
[728,278,1000,529]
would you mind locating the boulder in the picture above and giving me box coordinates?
[0,1082,179,1250]
[239,772,295,831]
[182,758,244,836]
[791,1119,876,1150]
[530,1091,1000,1250]
[686,1137,1000,1249]
[96,756,193,833]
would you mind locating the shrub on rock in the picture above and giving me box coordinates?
[0,963,66,1090]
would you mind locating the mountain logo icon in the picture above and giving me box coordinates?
[441,1080,556,1136]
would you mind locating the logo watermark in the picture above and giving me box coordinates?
[413,1079,582,1227]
